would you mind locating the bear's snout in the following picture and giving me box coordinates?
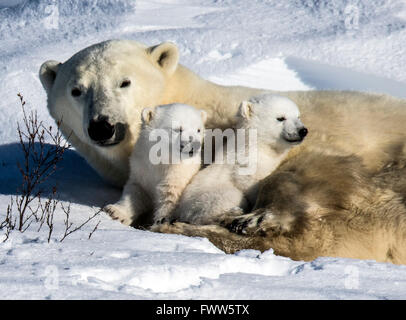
[88,117,115,142]
[282,126,308,144]
[299,127,308,139]
[87,117,126,146]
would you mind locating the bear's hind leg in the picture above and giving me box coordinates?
[221,207,299,236]
[150,221,271,254]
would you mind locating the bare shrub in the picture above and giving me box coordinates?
[0,94,102,242]
[59,203,102,242]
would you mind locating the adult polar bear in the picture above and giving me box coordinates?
[39,40,406,188]
[39,40,406,263]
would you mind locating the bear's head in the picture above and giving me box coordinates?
[141,103,207,163]
[238,94,308,151]
[39,40,180,150]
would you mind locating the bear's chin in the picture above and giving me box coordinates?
[283,137,303,144]
[94,140,122,147]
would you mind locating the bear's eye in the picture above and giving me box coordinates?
[198,129,201,133]
[71,88,82,97]
[277,117,286,122]
[120,79,131,88]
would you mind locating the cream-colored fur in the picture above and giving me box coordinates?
[151,145,406,265]
[40,40,406,264]
[39,40,406,188]
[104,103,206,225]
[172,94,307,224]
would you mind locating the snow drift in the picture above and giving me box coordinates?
[1,0,406,299]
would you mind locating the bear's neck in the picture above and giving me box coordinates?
[235,134,289,180]
[162,65,266,130]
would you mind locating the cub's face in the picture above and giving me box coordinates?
[39,40,180,150]
[239,94,308,149]
[142,104,207,160]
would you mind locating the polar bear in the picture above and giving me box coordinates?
[104,103,206,226]
[39,40,406,263]
[39,40,406,188]
[171,94,307,225]
[153,146,406,265]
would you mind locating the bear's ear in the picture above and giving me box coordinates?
[147,42,179,75]
[141,107,155,124]
[239,101,254,119]
[200,110,208,124]
[39,60,61,95]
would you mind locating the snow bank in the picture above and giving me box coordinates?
[1,0,406,300]
[0,0,135,44]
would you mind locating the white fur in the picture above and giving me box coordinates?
[172,94,306,225]
[104,103,206,226]
[39,40,406,191]
[40,40,181,186]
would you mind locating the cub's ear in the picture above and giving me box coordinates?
[141,107,155,124]
[238,101,254,119]
[147,42,179,75]
[200,110,208,124]
[39,60,61,95]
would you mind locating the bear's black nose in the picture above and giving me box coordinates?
[88,117,115,142]
[299,127,308,139]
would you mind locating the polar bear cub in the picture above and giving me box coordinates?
[171,94,308,225]
[105,103,207,226]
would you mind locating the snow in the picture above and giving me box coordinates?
[1,0,406,300]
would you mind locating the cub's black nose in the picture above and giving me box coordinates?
[299,127,308,139]
[88,117,115,142]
